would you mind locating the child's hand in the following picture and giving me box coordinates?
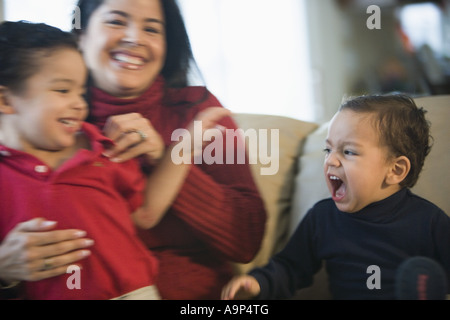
[221,275,261,300]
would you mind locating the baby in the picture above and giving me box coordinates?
[222,94,450,300]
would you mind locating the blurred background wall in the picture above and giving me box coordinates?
[1,0,448,124]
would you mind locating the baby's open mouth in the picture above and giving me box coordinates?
[329,175,346,200]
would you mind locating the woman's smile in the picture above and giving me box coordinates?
[111,51,147,70]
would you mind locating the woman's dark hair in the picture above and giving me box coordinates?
[73,0,199,89]
[339,94,433,188]
[0,21,79,93]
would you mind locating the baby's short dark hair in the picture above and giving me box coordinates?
[339,94,432,188]
[0,21,79,93]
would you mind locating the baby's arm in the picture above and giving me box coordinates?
[132,107,231,229]
[221,275,261,300]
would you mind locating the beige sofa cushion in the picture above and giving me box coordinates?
[232,113,318,273]
[289,122,331,235]
[411,95,450,216]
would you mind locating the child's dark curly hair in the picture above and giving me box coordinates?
[0,21,78,93]
[339,94,432,188]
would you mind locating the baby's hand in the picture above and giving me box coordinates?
[221,275,261,300]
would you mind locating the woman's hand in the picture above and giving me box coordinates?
[102,113,165,164]
[0,218,93,284]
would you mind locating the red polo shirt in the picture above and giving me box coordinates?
[0,123,158,300]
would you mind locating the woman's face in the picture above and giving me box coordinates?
[79,0,166,99]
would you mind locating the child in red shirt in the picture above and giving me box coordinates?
[0,21,228,299]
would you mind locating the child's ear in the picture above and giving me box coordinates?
[385,156,410,186]
[0,86,16,114]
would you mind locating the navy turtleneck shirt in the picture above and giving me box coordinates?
[251,188,450,299]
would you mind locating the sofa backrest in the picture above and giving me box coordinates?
[410,95,450,216]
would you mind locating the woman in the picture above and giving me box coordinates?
[0,0,266,300]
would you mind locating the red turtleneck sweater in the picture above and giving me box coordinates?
[89,78,267,299]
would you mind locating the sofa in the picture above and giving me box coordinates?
[231,95,450,299]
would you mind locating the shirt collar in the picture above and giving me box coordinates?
[339,188,409,223]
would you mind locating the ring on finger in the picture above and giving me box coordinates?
[42,258,52,271]
[126,129,148,142]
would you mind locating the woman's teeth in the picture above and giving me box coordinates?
[113,53,144,67]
